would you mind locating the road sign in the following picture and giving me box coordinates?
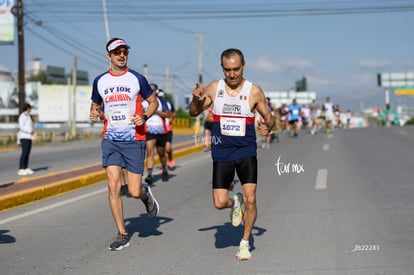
[378,72,414,88]
[394,89,414,96]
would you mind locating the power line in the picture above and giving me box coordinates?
[25,1,414,22]
[25,26,106,70]
[9,0,414,91]
[22,1,414,65]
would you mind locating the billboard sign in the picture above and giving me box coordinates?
[0,0,14,44]
[38,84,91,122]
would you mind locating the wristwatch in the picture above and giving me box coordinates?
[142,114,149,121]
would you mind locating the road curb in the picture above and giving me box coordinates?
[0,145,204,212]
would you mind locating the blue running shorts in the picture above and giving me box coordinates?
[101,139,146,174]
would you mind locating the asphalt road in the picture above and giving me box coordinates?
[0,134,195,185]
[1,126,414,274]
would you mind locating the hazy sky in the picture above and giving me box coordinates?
[1,0,414,112]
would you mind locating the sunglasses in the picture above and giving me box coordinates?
[111,49,129,56]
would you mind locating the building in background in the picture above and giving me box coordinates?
[265,90,316,107]
[0,65,15,110]
[0,59,90,123]
[28,58,89,85]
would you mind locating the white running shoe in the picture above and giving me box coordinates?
[25,168,34,175]
[230,193,243,227]
[236,242,252,261]
[17,169,28,176]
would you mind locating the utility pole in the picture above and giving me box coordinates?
[16,0,25,114]
[193,33,205,84]
[143,64,148,79]
[102,0,110,41]
[71,56,77,138]
[165,66,170,94]
[193,33,205,135]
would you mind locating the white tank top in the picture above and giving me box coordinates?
[213,79,255,136]
[211,79,257,161]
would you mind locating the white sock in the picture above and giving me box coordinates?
[240,239,249,245]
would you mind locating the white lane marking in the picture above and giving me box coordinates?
[399,130,407,135]
[0,188,107,225]
[327,134,333,139]
[315,169,328,190]
[323,144,330,151]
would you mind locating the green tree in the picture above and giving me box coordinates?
[27,71,48,83]
[405,117,414,125]
[176,107,193,119]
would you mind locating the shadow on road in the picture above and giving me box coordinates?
[124,214,173,238]
[32,166,49,172]
[198,222,267,251]
[0,229,16,244]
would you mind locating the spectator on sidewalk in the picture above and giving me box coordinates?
[17,103,34,176]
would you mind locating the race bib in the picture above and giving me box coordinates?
[108,108,130,126]
[220,117,246,136]
[292,109,299,115]
[145,115,163,127]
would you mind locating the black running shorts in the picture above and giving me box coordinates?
[212,156,257,189]
[204,121,213,131]
[166,131,173,143]
[146,133,167,147]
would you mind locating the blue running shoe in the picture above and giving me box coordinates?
[108,232,130,251]
[143,184,159,217]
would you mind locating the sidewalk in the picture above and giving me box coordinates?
[0,140,203,212]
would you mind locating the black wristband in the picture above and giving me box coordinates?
[142,114,149,121]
